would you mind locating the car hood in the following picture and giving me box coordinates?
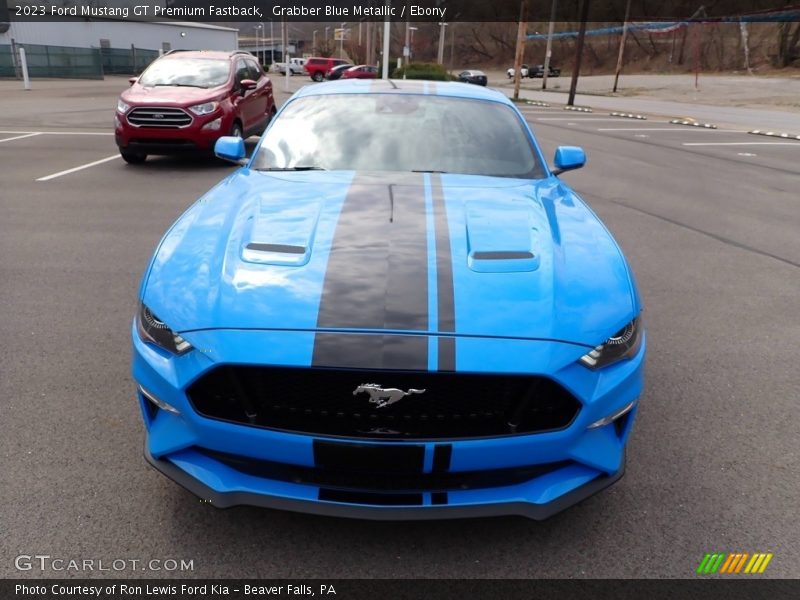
[142,171,635,348]
[122,84,225,105]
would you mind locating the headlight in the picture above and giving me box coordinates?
[117,99,130,113]
[188,101,219,116]
[136,303,192,356]
[579,316,643,369]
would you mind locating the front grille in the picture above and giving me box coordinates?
[127,107,192,128]
[187,366,581,440]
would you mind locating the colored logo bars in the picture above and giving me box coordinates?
[697,553,774,574]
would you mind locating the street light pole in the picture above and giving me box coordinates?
[313,30,318,54]
[612,0,632,93]
[542,0,557,90]
[437,22,448,64]
[381,1,390,79]
[270,20,274,66]
[340,22,346,59]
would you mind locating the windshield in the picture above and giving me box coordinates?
[138,58,230,88]
[252,94,544,178]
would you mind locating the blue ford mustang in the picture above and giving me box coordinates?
[132,80,645,519]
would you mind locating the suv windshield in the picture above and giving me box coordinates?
[252,94,544,178]
[138,58,231,88]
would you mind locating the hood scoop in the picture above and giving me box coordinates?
[465,199,539,273]
[241,198,322,267]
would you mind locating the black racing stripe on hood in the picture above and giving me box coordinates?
[431,173,456,371]
[312,333,428,370]
[312,174,429,369]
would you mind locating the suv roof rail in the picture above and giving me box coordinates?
[163,49,192,56]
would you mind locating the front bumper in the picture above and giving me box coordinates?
[133,326,644,520]
[115,110,231,154]
[145,443,625,520]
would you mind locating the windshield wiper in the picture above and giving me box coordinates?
[153,83,208,88]
[256,166,327,171]
[412,169,448,173]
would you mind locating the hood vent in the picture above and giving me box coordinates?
[241,199,322,267]
[465,200,539,273]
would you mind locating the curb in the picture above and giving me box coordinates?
[669,119,717,129]
[525,101,551,107]
[564,106,593,113]
[610,112,646,120]
[749,130,800,140]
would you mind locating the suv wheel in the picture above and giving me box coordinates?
[120,150,146,164]
[312,72,324,82]
[230,122,243,139]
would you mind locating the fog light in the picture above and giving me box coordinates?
[138,385,181,415]
[588,400,636,429]
[202,117,223,131]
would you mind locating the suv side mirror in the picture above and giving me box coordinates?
[128,77,138,86]
[215,136,247,165]
[552,146,586,175]
[240,79,257,92]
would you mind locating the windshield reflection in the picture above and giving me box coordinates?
[253,95,544,179]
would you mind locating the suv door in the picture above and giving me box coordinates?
[233,58,258,132]
[245,58,271,132]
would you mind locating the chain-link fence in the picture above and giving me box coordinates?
[100,47,159,75]
[0,44,160,79]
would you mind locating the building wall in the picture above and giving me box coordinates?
[0,21,238,52]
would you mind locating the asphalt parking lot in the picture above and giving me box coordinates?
[0,76,798,579]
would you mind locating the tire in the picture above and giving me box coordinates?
[312,72,324,82]
[120,150,146,164]
[230,122,243,139]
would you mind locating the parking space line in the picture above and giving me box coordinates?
[537,117,639,121]
[0,130,113,136]
[597,127,747,132]
[682,142,800,146]
[36,154,121,182]
[0,132,43,143]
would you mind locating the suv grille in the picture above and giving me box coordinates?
[127,107,192,128]
[186,367,581,440]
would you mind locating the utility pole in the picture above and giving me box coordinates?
[437,22,448,64]
[512,0,528,101]
[612,0,632,93]
[381,0,390,79]
[567,0,591,106]
[282,19,289,93]
[542,0,557,90]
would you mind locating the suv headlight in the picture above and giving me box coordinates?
[136,302,192,356]
[579,316,643,369]
[188,101,219,116]
[117,99,130,113]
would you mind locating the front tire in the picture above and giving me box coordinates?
[312,72,324,82]
[230,121,243,139]
[120,150,146,164]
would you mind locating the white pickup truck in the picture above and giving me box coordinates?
[274,57,306,75]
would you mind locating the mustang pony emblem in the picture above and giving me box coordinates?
[353,384,426,409]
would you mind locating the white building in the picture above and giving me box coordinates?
[0,20,238,78]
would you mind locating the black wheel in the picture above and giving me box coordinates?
[120,150,146,164]
[312,72,324,82]
[230,121,243,139]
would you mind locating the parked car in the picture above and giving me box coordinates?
[133,80,645,520]
[115,50,276,163]
[341,65,379,80]
[457,70,488,86]
[304,57,350,82]
[530,64,561,78]
[506,64,530,78]
[277,57,306,75]
[326,63,354,80]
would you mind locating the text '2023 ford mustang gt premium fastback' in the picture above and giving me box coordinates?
[132,80,645,520]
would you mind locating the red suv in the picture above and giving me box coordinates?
[304,57,350,82]
[115,50,276,163]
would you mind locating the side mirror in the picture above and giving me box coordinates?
[214,136,247,165]
[128,77,138,86]
[552,146,586,175]
[240,79,257,92]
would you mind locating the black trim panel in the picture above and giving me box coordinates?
[145,444,626,521]
[431,174,456,371]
